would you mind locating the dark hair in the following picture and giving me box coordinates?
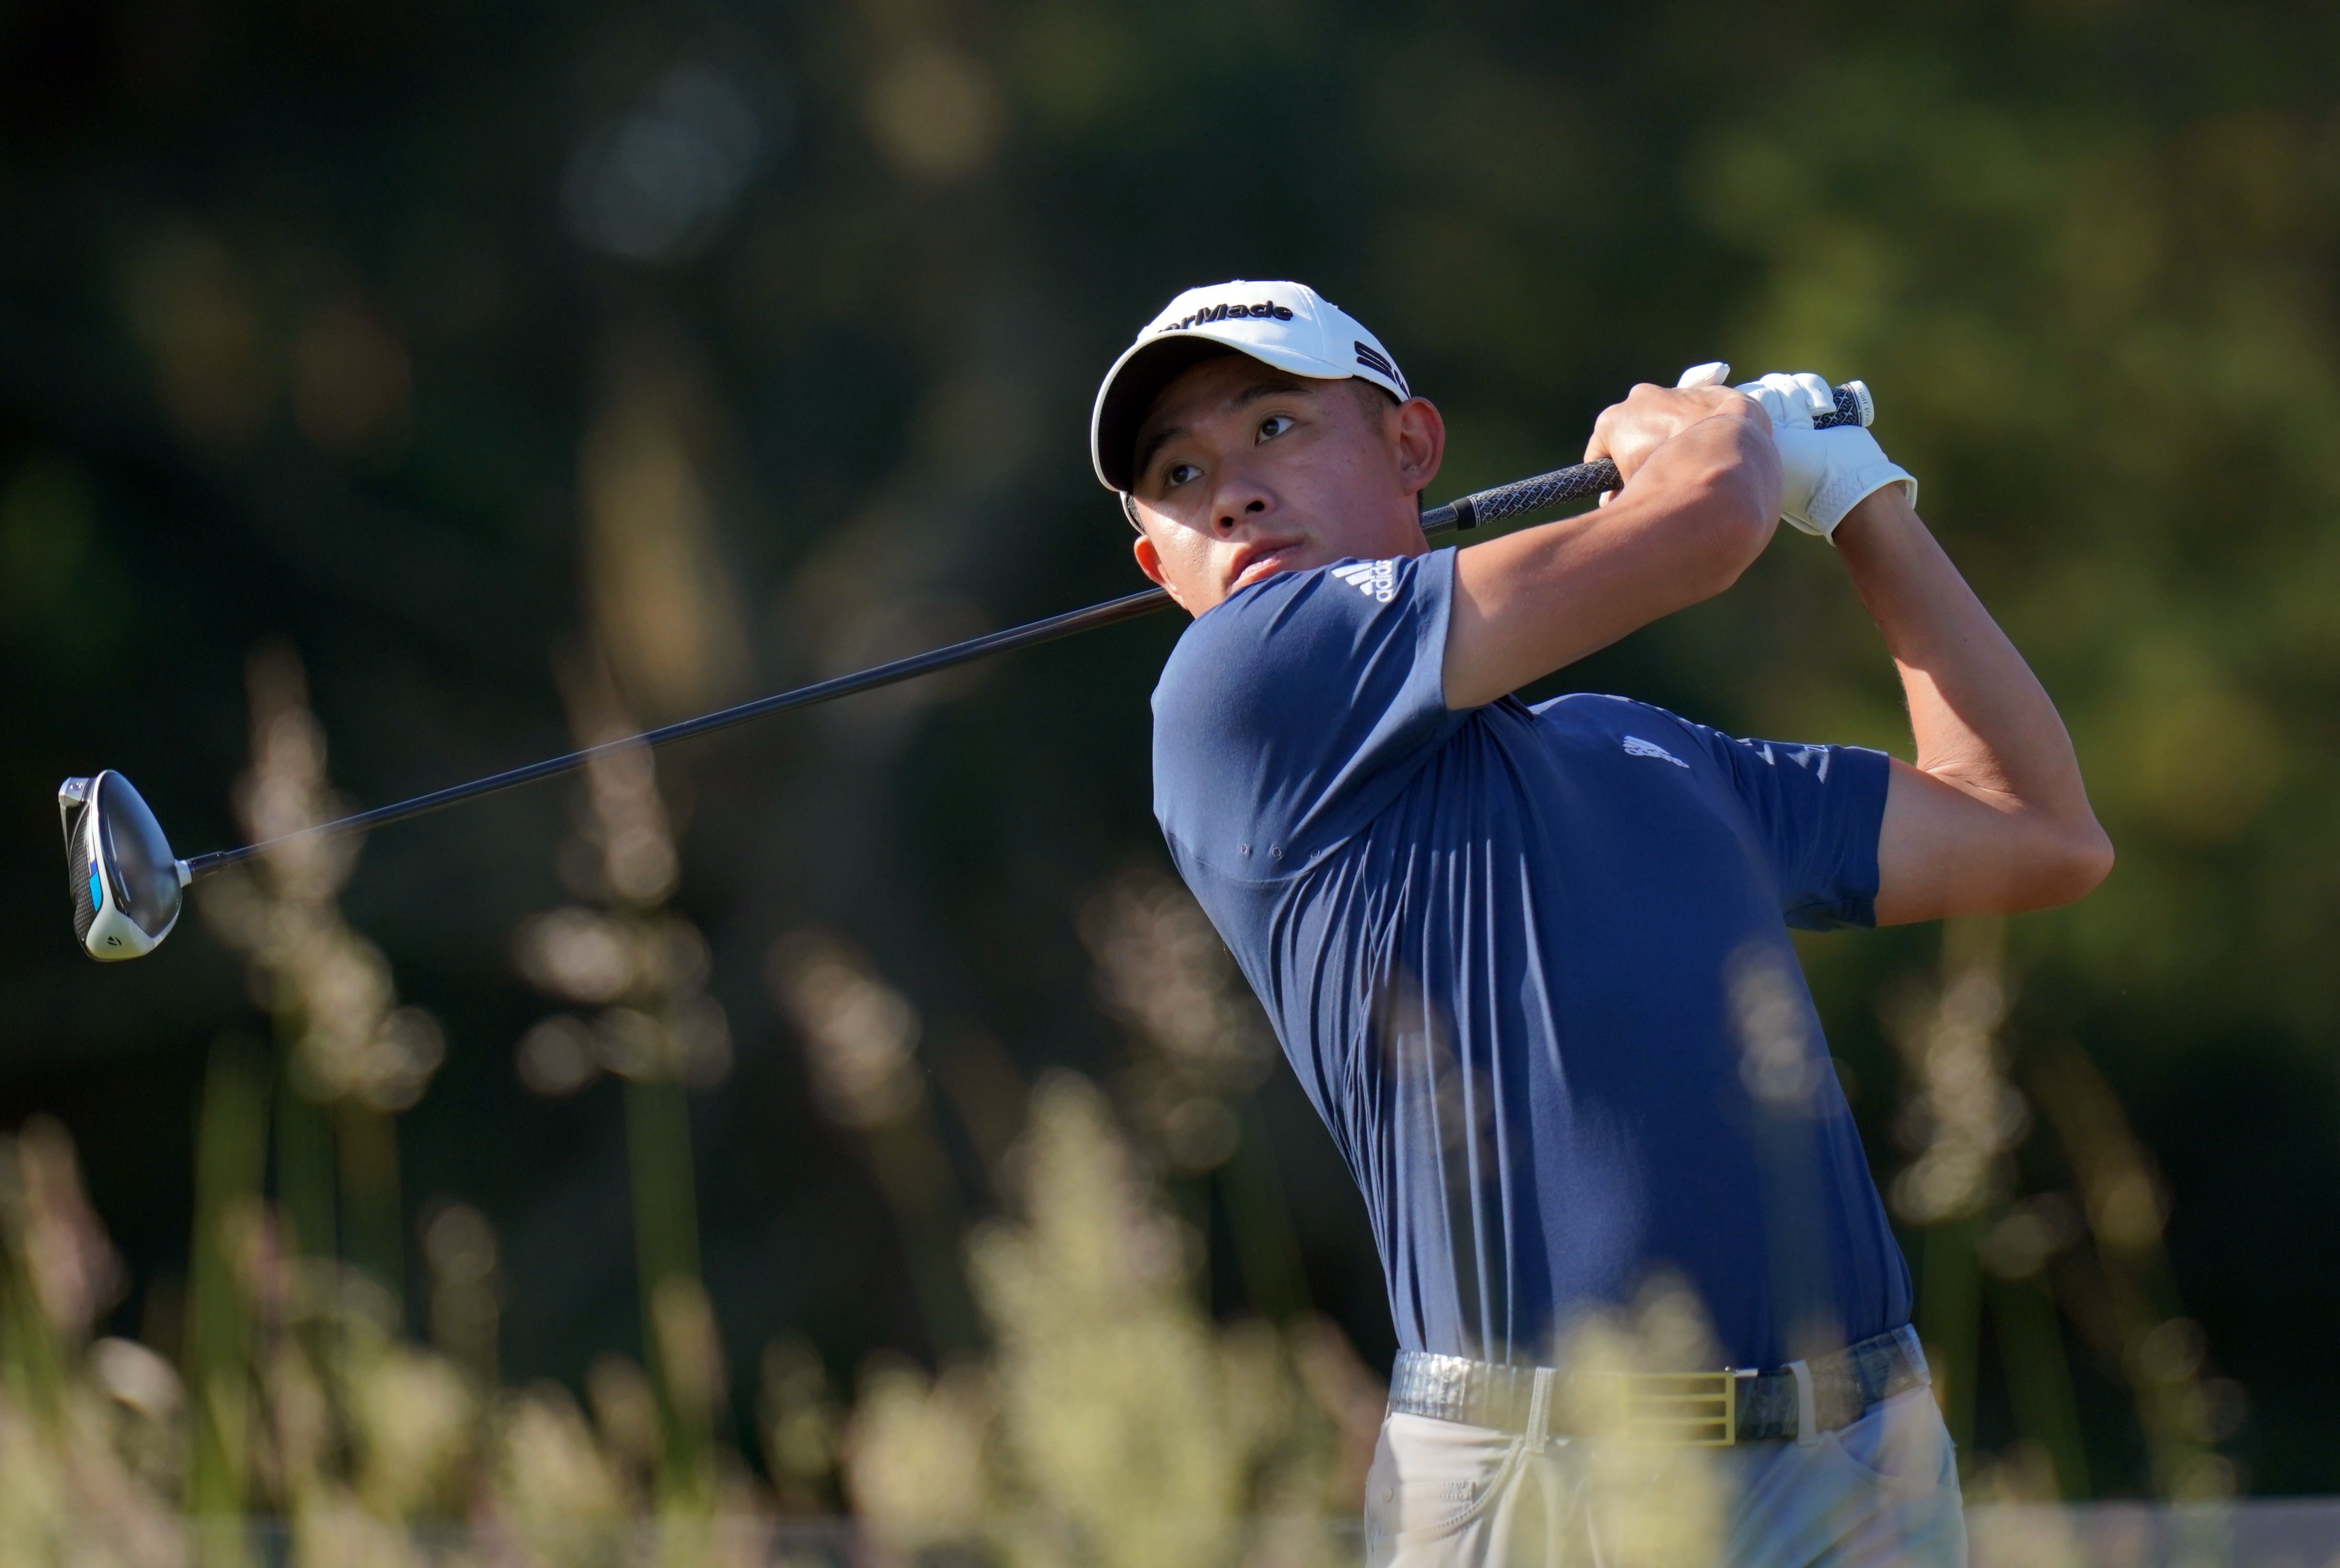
[1348,376,1403,419]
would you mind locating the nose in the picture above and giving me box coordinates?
[1212,471,1274,535]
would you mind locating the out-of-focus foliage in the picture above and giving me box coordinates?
[0,1072,1382,1564]
[2,0,2336,1502]
[846,1073,1379,1568]
[1690,38,2340,1031]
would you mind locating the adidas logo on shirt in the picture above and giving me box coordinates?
[1622,735,1690,769]
[1332,559,1398,604]
[1752,742,1835,781]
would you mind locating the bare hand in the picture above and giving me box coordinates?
[1585,384,1769,491]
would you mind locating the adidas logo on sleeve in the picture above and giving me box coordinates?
[1331,560,1398,604]
[1622,735,1691,769]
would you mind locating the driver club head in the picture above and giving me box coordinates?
[60,772,190,961]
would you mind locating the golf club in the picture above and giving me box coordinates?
[60,379,1872,962]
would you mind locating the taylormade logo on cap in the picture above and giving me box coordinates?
[1090,279,1413,494]
[1161,299,1297,328]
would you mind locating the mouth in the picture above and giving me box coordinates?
[1229,538,1308,590]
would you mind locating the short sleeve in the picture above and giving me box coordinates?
[1151,551,1466,876]
[1674,723,1892,930]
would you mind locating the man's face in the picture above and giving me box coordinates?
[1128,353,1446,616]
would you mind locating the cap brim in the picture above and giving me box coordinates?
[1089,331,1356,493]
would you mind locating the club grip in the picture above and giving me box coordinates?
[1425,380,1871,535]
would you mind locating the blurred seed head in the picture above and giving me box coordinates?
[90,1336,184,1424]
[1081,866,1268,1083]
[1729,944,1827,1108]
[514,907,636,1005]
[768,931,924,1130]
[566,993,733,1089]
[651,1275,726,1437]
[2133,1317,2206,1387]
[1887,955,2026,1225]
[1080,865,1275,1172]
[496,1382,635,1531]
[1546,1281,1729,1568]
[1161,1095,1240,1172]
[289,1003,445,1113]
[348,1343,476,1519]
[1977,1194,2084,1279]
[841,1354,993,1549]
[204,646,448,1112]
[950,1073,1370,1563]
[582,738,680,909]
[513,907,712,1006]
[586,1353,661,1482]
[2088,1165,2169,1251]
[2,1118,127,1343]
[422,1203,497,1288]
[235,645,361,905]
[577,335,752,726]
[515,1014,601,1097]
[584,1002,728,1085]
[760,1336,842,1509]
[969,1073,1196,1354]
[421,1201,503,1401]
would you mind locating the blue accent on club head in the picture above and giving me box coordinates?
[89,868,104,911]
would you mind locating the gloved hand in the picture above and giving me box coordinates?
[1733,369,1917,539]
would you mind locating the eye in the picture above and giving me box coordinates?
[1257,414,1297,442]
[1164,461,1202,489]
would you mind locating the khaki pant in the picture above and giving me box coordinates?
[1364,1387,1966,1568]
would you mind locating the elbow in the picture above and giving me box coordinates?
[2026,816,2116,910]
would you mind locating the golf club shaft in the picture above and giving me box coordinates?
[179,384,1866,881]
[173,477,1523,882]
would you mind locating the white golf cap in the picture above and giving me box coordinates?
[1089,279,1411,494]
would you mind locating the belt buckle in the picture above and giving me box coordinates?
[1616,1369,1748,1447]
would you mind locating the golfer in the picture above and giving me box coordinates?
[1090,281,2110,1566]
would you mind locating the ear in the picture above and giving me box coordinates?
[1392,396,1447,500]
[1132,530,1192,613]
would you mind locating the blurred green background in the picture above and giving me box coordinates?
[4,0,2337,1506]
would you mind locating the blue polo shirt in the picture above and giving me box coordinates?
[1151,547,1910,1370]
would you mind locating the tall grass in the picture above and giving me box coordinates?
[1890,920,2239,1530]
[843,1073,1375,1568]
[509,665,738,1536]
[0,660,2246,1564]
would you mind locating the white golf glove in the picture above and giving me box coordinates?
[1733,369,1917,539]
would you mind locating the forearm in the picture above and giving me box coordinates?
[1444,408,1778,708]
[1836,487,2112,918]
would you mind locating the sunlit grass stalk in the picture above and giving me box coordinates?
[1919,1213,1983,1453]
[1988,1272,2091,1498]
[1075,864,1301,1326]
[335,1101,405,1309]
[1220,1103,1309,1321]
[0,1139,68,1429]
[185,1035,269,1561]
[272,1050,335,1265]
[863,1120,980,1357]
[1729,943,1845,1360]
[1889,914,2018,1466]
[623,1069,713,1512]
[517,670,733,1531]
[765,931,979,1356]
[2027,1045,2231,1505]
